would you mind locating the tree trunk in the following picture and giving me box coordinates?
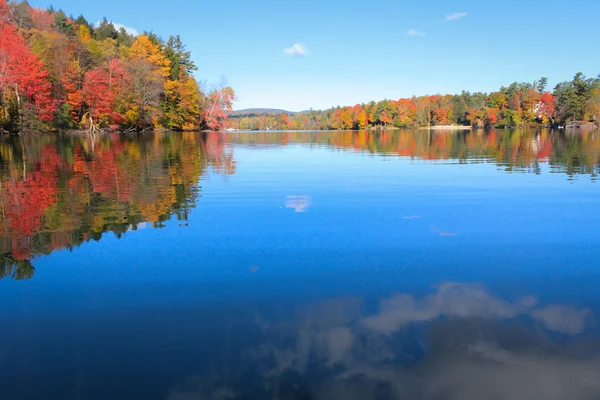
[14,84,23,130]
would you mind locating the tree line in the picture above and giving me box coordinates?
[228,74,600,131]
[0,0,235,133]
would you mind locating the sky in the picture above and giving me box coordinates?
[28,0,600,111]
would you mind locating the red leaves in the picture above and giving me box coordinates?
[0,0,9,21]
[30,8,54,31]
[202,87,235,130]
[486,108,499,125]
[1,146,62,237]
[82,66,114,120]
[0,5,55,124]
[538,92,555,121]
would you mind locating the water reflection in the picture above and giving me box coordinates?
[1,129,599,280]
[0,132,234,279]
[232,129,600,178]
[0,129,598,399]
[285,195,311,213]
[169,283,598,400]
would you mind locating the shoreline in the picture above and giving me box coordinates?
[419,125,472,130]
[2,125,598,136]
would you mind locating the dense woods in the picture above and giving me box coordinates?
[1,0,598,136]
[0,0,235,133]
[228,75,600,131]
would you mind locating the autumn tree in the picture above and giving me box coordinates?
[124,59,164,128]
[80,65,114,131]
[161,72,200,130]
[200,86,235,130]
[130,34,171,77]
[537,92,555,125]
[1,1,54,131]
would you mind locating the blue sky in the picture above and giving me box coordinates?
[29,0,600,111]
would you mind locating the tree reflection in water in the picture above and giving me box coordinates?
[1,129,598,280]
[0,131,235,279]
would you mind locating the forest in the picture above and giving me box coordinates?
[228,74,600,131]
[0,0,235,134]
[2,0,599,135]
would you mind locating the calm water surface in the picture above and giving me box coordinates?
[1,130,599,400]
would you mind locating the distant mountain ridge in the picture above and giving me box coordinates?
[230,108,309,117]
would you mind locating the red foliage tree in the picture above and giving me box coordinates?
[486,108,500,125]
[81,66,114,128]
[202,86,235,131]
[0,2,54,126]
[537,92,556,124]
[30,7,53,31]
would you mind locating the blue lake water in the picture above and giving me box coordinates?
[0,130,599,399]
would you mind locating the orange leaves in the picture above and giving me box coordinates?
[354,110,368,129]
[486,108,500,125]
[62,59,85,119]
[278,113,292,130]
[393,99,416,127]
[130,34,171,78]
[523,87,541,112]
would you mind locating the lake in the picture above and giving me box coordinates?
[1,130,599,400]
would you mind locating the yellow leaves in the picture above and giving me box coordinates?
[88,38,117,64]
[164,79,179,97]
[163,73,201,130]
[0,143,14,163]
[91,215,106,233]
[124,107,139,124]
[77,25,92,43]
[355,111,368,129]
[130,34,171,77]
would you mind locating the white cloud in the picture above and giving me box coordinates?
[284,43,308,57]
[407,29,425,37]
[95,20,139,36]
[113,23,138,36]
[446,12,467,21]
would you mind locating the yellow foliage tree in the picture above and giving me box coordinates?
[163,73,201,130]
[129,34,171,77]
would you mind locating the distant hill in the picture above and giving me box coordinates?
[230,108,309,117]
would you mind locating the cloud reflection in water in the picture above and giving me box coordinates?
[168,283,598,400]
[285,195,311,213]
